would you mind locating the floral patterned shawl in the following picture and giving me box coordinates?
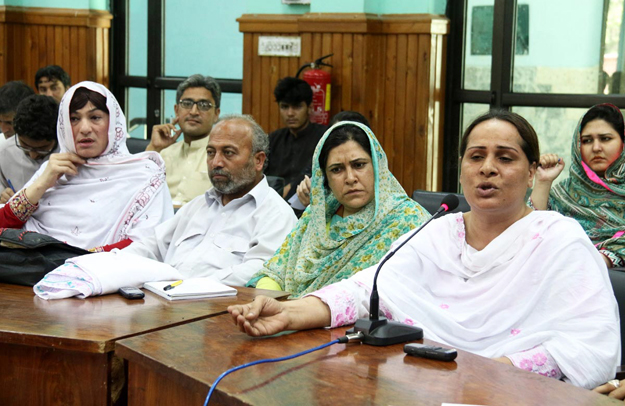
[548,104,625,264]
[248,121,429,298]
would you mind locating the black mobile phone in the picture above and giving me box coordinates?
[118,287,145,300]
[404,343,458,362]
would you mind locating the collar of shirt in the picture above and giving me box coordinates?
[205,175,269,209]
[181,134,210,154]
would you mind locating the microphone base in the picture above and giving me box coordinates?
[347,317,423,346]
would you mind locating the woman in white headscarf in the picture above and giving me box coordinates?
[0,81,173,251]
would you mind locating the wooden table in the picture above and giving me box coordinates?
[0,283,287,406]
[117,314,621,406]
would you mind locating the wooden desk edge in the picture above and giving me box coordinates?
[0,286,289,354]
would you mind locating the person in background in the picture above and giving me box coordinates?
[146,74,220,207]
[248,121,428,298]
[294,110,371,209]
[123,114,297,286]
[230,110,619,390]
[0,81,173,251]
[0,81,35,142]
[530,104,624,268]
[265,77,326,200]
[35,65,70,104]
[0,95,59,203]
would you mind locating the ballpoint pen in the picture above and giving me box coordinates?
[6,179,16,193]
[163,280,183,291]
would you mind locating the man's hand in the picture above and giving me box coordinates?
[146,117,181,152]
[0,187,14,204]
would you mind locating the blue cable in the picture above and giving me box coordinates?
[203,338,341,405]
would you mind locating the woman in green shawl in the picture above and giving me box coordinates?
[248,121,428,298]
[531,104,625,268]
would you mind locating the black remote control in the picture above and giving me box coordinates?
[404,343,458,362]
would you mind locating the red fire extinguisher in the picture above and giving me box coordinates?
[296,54,332,125]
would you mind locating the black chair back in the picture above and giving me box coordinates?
[411,190,470,216]
[609,268,625,366]
[266,176,285,196]
[126,137,150,154]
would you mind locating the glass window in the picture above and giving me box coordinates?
[163,89,177,126]
[128,0,148,76]
[515,4,529,56]
[455,103,491,191]
[470,6,493,56]
[163,0,245,78]
[127,88,148,139]
[461,103,491,135]
[603,0,625,94]
[512,0,606,94]
[511,106,589,179]
[220,93,243,115]
[463,0,495,91]
[470,4,528,56]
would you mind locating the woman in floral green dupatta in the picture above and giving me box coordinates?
[247,121,428,298]
[531,104,625,268]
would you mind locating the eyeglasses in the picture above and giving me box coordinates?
[15,135,57,156]
[178,99,214,111]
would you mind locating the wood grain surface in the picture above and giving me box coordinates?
[0,284,288,406]
[118,314,621,406]
[0,6,111,86]
[238,13,448,193]
[0,284,287,353]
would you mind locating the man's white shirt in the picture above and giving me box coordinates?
[123,176,297,286]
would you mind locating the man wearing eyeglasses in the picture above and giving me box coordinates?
[0,95,58,203]
[146,74,221,207]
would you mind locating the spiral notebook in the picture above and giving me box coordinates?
[143,278,237,301]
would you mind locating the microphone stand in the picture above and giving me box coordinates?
[347,195,459,346]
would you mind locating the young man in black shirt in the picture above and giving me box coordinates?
[265,77,326,199]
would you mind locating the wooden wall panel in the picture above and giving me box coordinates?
[0,6,111,89]
[238,13,448,192]
[0,22,6,84]
[341,34,352,113]
[383,34,397,166]
[404,34,419,189]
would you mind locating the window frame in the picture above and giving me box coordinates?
[443,0,625,191]
[110,0,242,138]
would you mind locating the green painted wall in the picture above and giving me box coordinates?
[364,0,447,15]
[245,0,446,15]
[1,0,445,16]
[244,1,309,14]
[0,0,108,10]
[310,0,365,13]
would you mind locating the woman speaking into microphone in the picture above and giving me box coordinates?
[229,110,619,390]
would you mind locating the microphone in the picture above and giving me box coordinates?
[347,194,460,346]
